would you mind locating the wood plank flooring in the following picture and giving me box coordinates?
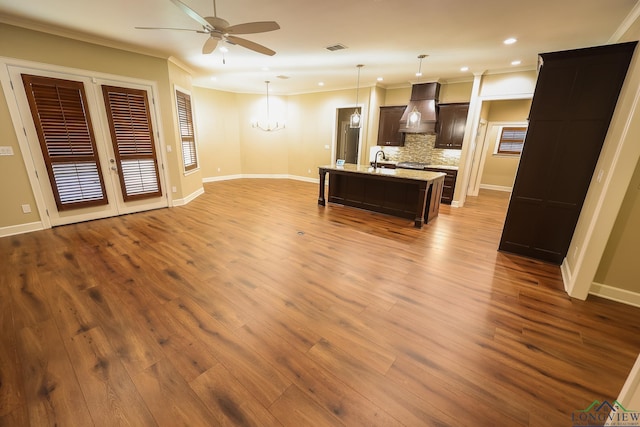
[2,179,640,426]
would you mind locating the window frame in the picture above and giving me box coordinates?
[174,87,199,174]
[494,125,527,156]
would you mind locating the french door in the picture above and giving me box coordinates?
[9,66,167,227]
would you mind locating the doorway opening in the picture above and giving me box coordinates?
[466,98,532,198]
[335,107,361,164]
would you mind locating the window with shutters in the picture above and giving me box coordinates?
[496,126,527,155]
[102,85,162,201]
[175,89,198,172]
[21,74,108,211]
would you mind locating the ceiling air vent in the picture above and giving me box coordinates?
[326,43,347,52]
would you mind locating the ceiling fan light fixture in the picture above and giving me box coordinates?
[350,64,364,129]
[252,81,285,132]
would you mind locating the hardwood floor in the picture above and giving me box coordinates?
[2,179,640,426]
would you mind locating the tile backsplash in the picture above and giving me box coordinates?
[370,134,461,166]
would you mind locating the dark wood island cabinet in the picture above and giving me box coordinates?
[318,164,445,228]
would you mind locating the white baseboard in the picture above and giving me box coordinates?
[479,184,513,192]
[172,186,205,207]
[614,354,640,416]
[0,221,44,238]
[202,174,320,184]
[241,173,291,180]
[589,282,640,308]
[203,174,243,183]
[288,175,319,184]
[561,258,573,295]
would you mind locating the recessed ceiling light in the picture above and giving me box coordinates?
[377,77,384,81]
[318,82,325,86]
[511,60,521,66]
[210,76,217,81]
[261,67,269,71]
[460,66,469,72]
[504,38,517,45]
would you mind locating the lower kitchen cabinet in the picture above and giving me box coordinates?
[425,167,457,204]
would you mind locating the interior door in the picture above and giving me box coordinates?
[9,66,167,227]
[337,120,359,164]
[343,122,359,164]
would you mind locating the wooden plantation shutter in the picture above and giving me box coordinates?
[175,90,198,171]
[21,74,108,211]
[102,85,162,201]
[497,126,527,155]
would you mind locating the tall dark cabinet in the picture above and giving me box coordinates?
[499,42,637,264]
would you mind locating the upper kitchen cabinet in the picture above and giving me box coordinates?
[377,106,406,146]
[499,41,637,264]
[435,103,469,149]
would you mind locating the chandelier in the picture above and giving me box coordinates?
[252,80,285,132]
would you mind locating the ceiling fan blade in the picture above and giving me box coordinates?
[225,21,280,35]
[205,16,230,30]
[202,37,219,54]
[169,0,212,30]
[226,35,276,56]
[135,26,206,33]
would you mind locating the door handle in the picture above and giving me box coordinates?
[110,166,118,172]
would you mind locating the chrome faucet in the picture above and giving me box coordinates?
[374,150,387,169]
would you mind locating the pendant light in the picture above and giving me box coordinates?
[350,64,364,128]
[407,55,427,129]
[252,80,285,132]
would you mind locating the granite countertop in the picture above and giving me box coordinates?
[320,163,446,182]
[424,164,459,171]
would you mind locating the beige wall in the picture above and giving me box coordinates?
[479,71,538,97]
[479,99,531,188]
[285,87,363,177]
[440,81,473,103]
[192,87,242,178]
[595,158,640,292]
[0,84,40,227]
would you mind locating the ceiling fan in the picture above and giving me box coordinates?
[136,0,280,56]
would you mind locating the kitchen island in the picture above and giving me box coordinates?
[318,163,446,228]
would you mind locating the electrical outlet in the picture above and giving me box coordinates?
[21,204,31,213]
[217,167,221,172]
[172,186,177,193]
[324,145,330,150]
[308,168,311,174]
[167,145,172,152]
[0,146,14,156]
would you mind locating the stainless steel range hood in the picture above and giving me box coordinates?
[399,82,441,134]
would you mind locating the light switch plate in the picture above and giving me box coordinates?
[0,146,14,156]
